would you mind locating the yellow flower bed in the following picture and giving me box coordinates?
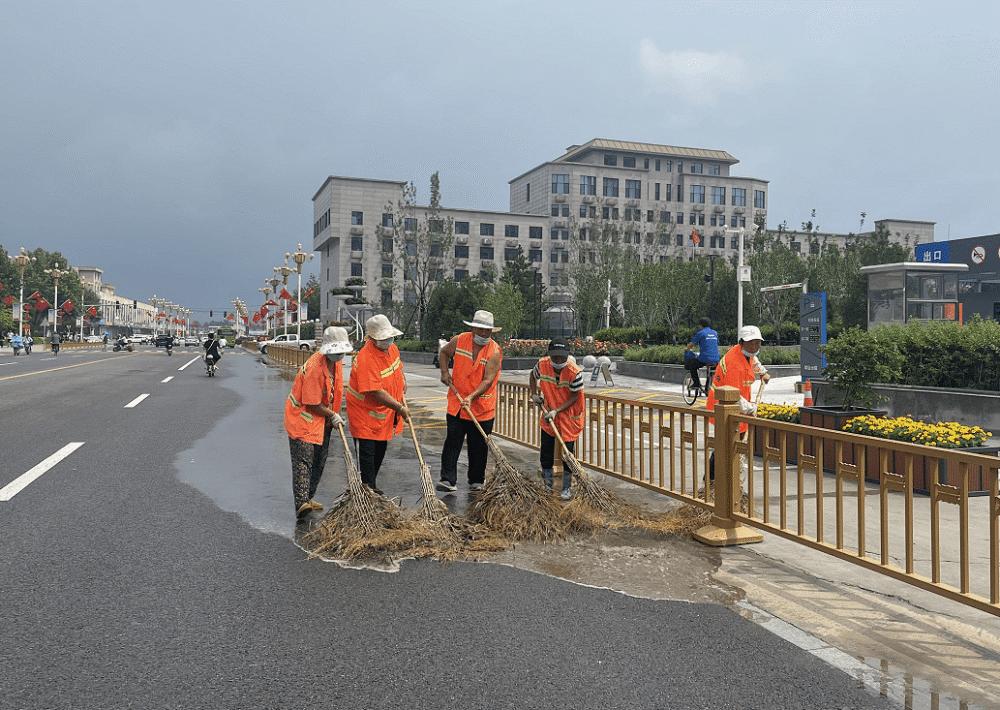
[843,414,992,449]
[756,403,801,423]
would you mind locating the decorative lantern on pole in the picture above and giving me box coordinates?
[43,262,69,338]
[288,242,313,340]
[10,247,35,336]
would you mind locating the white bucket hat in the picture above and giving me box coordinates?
[462,309,502,332]
[739,325,763,342]
[365,314,404,340]
[319,326,353,355]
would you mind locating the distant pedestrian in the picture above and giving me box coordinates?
[437,309,503,493]
[103,333,109,350]
[529,338,585,499]
[24,335,33,355]
[346,314,408,494]
[285,327,353,518]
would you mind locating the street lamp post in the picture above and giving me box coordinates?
[277,260,293,337]
[44,263,69,338]
[260,285,273,337]
[288,243,313,340]
[267,276,280,338]
[10,247,35,337]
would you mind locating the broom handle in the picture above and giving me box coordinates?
[449,384,493,441]
[537,401,574,459]
[335,421,356,470]
[402,397,428,470]
[754,378,767,409]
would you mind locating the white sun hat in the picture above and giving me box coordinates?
[462,309,502,332]
[319,326,353,355]
[739,325,763,342]
[365,314,404,340]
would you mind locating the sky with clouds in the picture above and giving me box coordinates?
[1,0,997,312]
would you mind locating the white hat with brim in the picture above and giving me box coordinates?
[366,314,404,341]
[739,325,763,342]
[319,326,354,355]
[462,309,502,332]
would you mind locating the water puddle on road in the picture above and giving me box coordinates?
[176,354,991,709]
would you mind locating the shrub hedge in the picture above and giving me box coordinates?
[594,321,807,346]
[622,344,800,365]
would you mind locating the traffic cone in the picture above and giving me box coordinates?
[803,380,813,407]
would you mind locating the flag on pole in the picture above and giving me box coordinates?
[87,305,98,317]
[61,299,75,314]
[28,290,42,301]
[35,298,51,312]
[252,312,261,323]
[264,299,278,307]
[303,287,315,299]
[690,229,701,246]
[286,300,298,313]
[278,287,293,301]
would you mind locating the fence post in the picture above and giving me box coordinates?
[693,385,763,547]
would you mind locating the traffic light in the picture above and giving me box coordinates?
[223,311,228,319]
[133,300,137,308]
[210,310,213,318]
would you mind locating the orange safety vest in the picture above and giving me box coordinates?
[346,340,405,441]
[537,356,585,441]
[446,331,502,421]
[706,344,756,434]
[284,351,344,445]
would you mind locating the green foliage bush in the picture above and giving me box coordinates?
[823,327,905,407]
[623,344,800,365]
[825,318,1000,392]
[395,339,439,353]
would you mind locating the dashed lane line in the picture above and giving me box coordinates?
[177,356,200,371]
[124,393,150,408]
[0,442,85,501]
[161,376,174,383]
[0,353,138,382]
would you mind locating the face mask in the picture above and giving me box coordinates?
[375,338,393,351]
[741,348,756,358]
[473,334,490,346]
[325,353,344,362]
[551,360,567,371]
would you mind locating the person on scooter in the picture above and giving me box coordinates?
[24,334,33,355]
[204,332,223,371]
[50,331,61,355]
[11,333,23,356]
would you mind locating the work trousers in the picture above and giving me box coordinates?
[355,438,389,489]
[540,429,575,491]
[289,426,332,510]
[440,414,493,485]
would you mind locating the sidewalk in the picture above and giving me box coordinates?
[198,353,1000,709]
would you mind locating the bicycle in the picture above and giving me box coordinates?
[205,355,217,377]
[682,362,714,406]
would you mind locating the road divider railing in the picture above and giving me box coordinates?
[264,343,312,369]
[45,341,105,352]
[495,380,1000,617]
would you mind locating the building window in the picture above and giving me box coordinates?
[504,247,519,261]
[529,226,542,239]
[480,246,494,260]
[603,177,619,197]
[690,185,705,203]
[403,217,417,232]
[551,173,570,194]
[580,175,596,195]
[428,218,444,233]
[351,236,363,251]
[660,210,671,223]
[382,238,393,253]
[455,244,469,258]
[689,214,696,225]
[709,164,721,176]
[754,190,766,209]
[655,159,661,171]
[740,217,747,227]
[654,183,661,201]
[579,204,588,218]
[380,289,393,307]
[504,224,519,238]
[480,269,494,283]
[381,263,393,278]
[381,213,393,228]
[732,188,746,207]
[525,182,530,202]
[350,262,362,277]
[480,223,495,236]
[698,213,705,226]
[455,221,470,235]
[644,158,650,169]
[455,269,468,281]
[711,186,726,205]
[351,211,363,226]
[731,237,739,250]
[550,251,558,263]
[730,215,738,228]
[676,212,684,224]
[625,179,641,199]
[647,210,655,222]
[550,227,569,240]
[430,244,443,257]
[550,204,569,217]
[604,153,617,166]
[689,162,703,174]
[676,234,684,246]
[529,248,542,262]
[623,156,636,168]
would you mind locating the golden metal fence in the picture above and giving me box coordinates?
[264,343,312,369]
[495,380,1000,617]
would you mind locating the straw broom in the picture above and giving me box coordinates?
[454,386,567,543]
[302,422,438,562]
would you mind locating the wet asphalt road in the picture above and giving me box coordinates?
[0,349,893,709]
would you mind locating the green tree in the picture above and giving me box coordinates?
[385,172,454,338]
[483,280,525,339]
[303,273,320,320]
[422,277,490,340]
[747,236,807,342]
[499,247,543,335]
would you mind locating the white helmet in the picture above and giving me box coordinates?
[739,325,763,342]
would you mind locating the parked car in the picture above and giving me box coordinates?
[258,333,315,355]
[183,336,200,346]
[154,334,179,348]
[84,335,103,343]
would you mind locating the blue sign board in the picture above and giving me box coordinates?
[799,291,827,381]
[914,241,950,263]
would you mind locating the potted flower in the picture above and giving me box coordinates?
[754,403,801,465]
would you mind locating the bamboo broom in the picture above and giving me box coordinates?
[453,385,567,542]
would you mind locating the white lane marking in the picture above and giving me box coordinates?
[161,376,174,383]
[178,356,200,371]
[124,393,150,408]
[0,362,18,366]
[40,357,58,361]
[0,442,85,501]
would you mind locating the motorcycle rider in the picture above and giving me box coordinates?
[204,332,223,372]
[50,331,61,355]
[11,333,23,356]
[24,334,33,355]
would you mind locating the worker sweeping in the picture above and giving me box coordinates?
[529,338,585,500]
[285,326,353,519]
[346,314,408,494]
[437,309,503,493]
[705,324,770,480]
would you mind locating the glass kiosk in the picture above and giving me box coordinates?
[860,262,968,328]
